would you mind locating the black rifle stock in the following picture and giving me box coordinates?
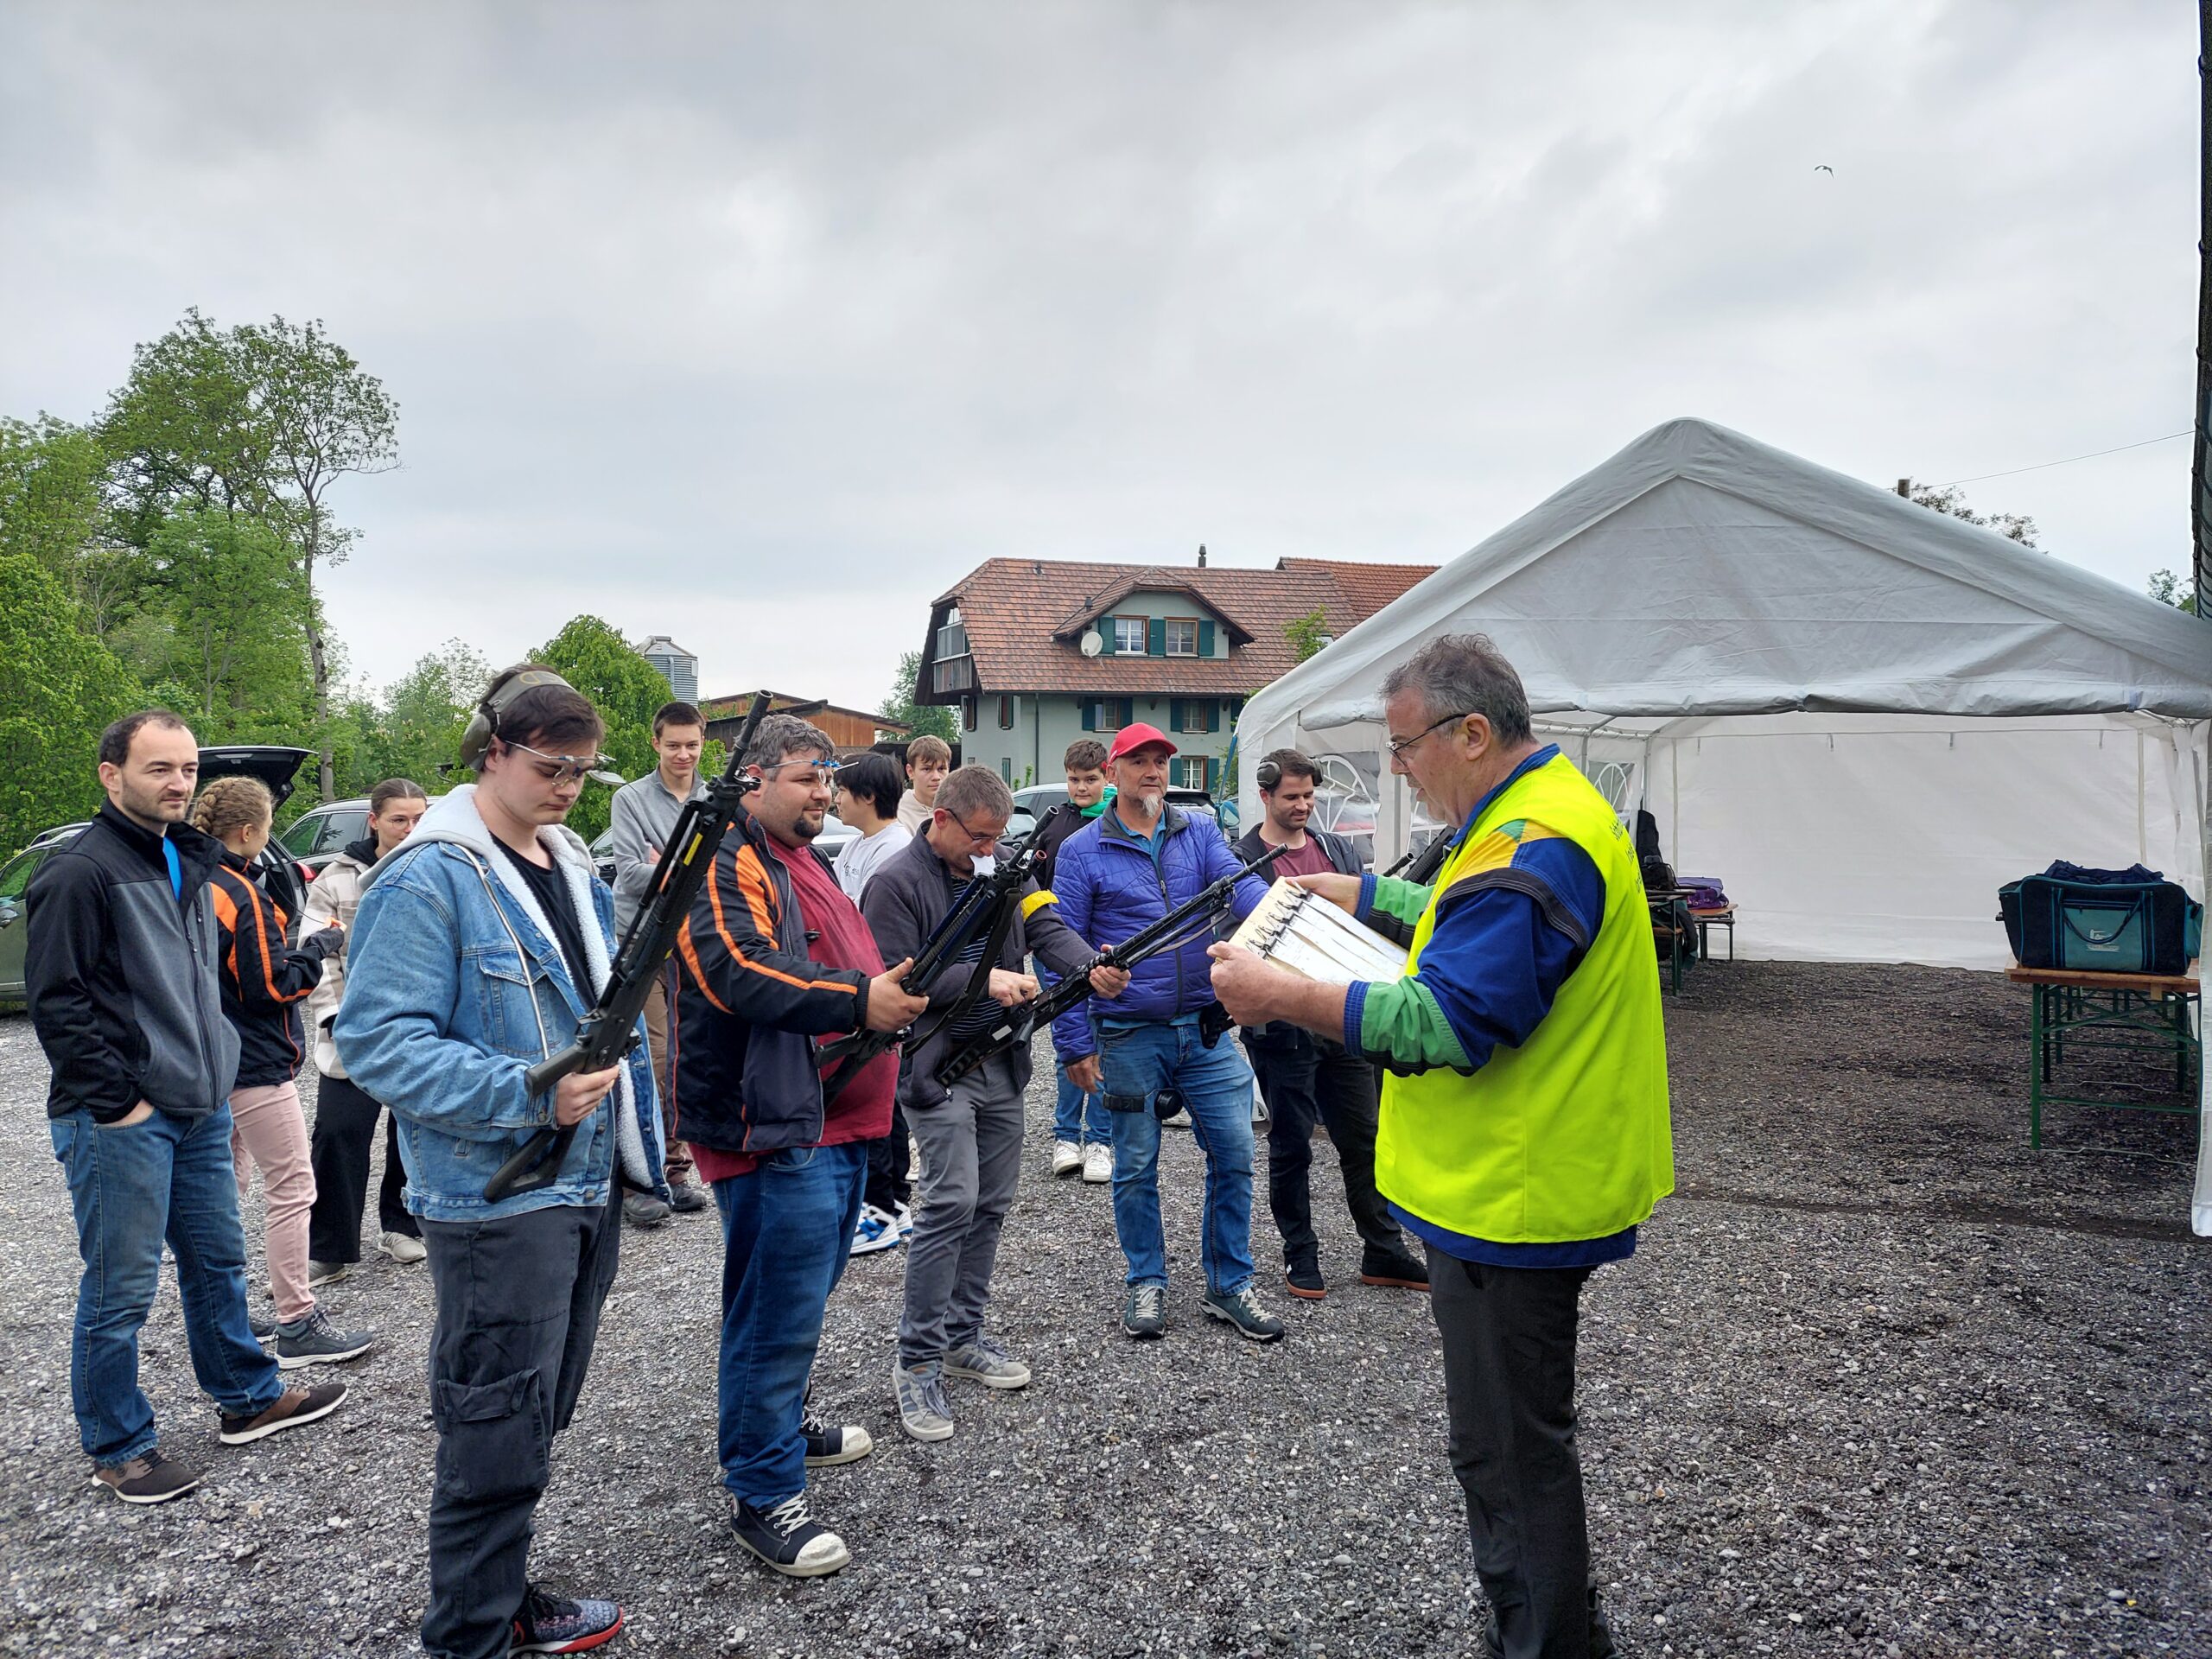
[932,839,1289,1089]
[484,690,773,1203]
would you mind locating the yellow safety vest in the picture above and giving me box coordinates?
[1377,753,1674,1243]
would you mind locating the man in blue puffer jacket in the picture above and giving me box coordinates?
[1048,723,1279,1343]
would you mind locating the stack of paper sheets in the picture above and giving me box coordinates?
[1228,878,1409,987]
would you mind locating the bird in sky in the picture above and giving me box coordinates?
[1813,163,1834,175]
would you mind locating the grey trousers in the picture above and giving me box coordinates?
[418,1197,621,1659]
[898,1052,1024,1365]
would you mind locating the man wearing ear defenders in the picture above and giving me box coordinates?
[338,664,669,1659]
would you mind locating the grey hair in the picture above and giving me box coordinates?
[743,713,836,769]
[935,763,1013,822]
[1382,633,1532,746]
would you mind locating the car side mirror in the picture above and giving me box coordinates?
[0,899,19,926]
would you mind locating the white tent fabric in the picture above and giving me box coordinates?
[1235,417,2212,1235]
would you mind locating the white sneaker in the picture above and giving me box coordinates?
[850,1205,901,1256]
[893,1361,956,1441]
[1082,1143,1112,1185]
[377,1231,426,1264]
[893,1200,915,1238]
[1051,1140,1082,1179]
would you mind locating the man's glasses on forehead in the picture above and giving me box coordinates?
[762,758,838,787]
[506,741,620,785]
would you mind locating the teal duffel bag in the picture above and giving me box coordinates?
[1999,862,2203,975]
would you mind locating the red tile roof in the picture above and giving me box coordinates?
[922,556,1436,698]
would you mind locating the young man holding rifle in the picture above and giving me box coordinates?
[338,665,668,1659]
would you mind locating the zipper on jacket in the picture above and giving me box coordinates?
[1102,818,1188,1013]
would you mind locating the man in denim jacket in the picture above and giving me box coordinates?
[337,666,668,1659]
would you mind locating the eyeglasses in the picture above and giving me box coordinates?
[508,741,617,784]
[948,810,1003,850]
[1386,712,1472,760]
[763,760,838,789]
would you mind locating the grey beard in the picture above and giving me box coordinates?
[1129,791,1165,819]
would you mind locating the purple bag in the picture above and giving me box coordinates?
[1677,876,1728,910]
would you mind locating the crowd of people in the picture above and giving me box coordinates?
[26,633,1674,1659]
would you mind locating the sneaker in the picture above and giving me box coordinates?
[666,1178,711,1214]
[851,1204,901,1256]
[801,1399,874,1467]
[1051,1140,1082,1179]
[1202,1284,1287,1344]
[731,1491,851,1577]
[219,1381,347,1445]
[511,1582,625,1653]
[893,1360,956,1440]
[1286,1263,1326,1300]
[944,1333,1031,1389]
[1122,1282,1166,1340]
[275,1307,375,1370]
[90,1449,200,1505]
[893,1200,914,1238]
[1082,1143,1112,1185]
[305,1259,349,1287]
[1359,1251,1432,1291]
[248,1309,276,1342]
[377,1230,427,1264]
[621,1192,671,1228]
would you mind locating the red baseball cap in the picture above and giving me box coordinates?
[1108,722,1179,764]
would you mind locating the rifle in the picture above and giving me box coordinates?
[814,846,1039,1106]
[484,690,773,1203]
[933,839,1289,1089]
[1384,829,1452,887]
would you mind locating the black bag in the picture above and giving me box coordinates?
[1999,862,2202,976]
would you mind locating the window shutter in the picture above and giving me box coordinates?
[1207,700,1220,733]
[1121,698,1135,727]
[1081,701,1096,732]
[1203,756,1217,793]
[1169,698,1185,732]
[1198,620,1216,658]
[1148,618,1166,657]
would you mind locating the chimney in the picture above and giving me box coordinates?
[1197,543,1208,568]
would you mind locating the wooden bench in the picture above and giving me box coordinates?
[2004,963,2200,1147]
[1688,902,1737,962]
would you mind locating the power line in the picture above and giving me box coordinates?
[1934,431,2190,489]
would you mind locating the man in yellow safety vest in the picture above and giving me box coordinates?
[1211,633,1672,1659]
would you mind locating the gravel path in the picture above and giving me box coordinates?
[2,961,2208,1657]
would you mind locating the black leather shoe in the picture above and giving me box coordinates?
[1285,1263,1326,1300]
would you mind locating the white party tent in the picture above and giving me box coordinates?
[1233,417,2212,1233]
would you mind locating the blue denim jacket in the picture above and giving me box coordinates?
[334,787,668,1222]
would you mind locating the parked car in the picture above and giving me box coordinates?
[0,837,59,1000]
[278,797,373,873]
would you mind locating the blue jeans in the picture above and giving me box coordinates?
[50,1105,283,1464]
[1052,1057,1111,1144]
[713,1142,867,1508]
[1097,1018,1258,1294]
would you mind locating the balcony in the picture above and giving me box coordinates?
[931,654,976,694]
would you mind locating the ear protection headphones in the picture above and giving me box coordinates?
[458,669,582,771]
[1255,759,1282,791]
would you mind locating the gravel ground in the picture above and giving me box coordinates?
[2,961,2208,1658]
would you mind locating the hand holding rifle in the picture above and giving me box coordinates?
[864,960,930,1032]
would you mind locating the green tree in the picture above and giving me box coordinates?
[1904,481,2038,547]
[0,415,135,639]
[882,649,956,743]
[0,554,142,852]
[532,616,671,842]
[1283,608,1333,663]
[332,638,492,798]
[2148,569,2199,614]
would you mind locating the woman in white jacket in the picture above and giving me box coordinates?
[302,779,429,1281]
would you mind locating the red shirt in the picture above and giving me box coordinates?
[1264,835,1336,881]
[691,834,897,1183]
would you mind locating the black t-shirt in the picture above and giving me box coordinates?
[493,839,597,997]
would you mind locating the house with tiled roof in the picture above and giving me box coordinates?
[914,549,1436,791]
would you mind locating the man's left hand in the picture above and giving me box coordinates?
[1207,941,1293,1027]
[987,968,1039,1007]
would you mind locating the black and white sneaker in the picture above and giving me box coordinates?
[511,1582,625,1652]
[731,1491,852,1577]
[1201,1285,1287,1344]
[275,1307,374,1370]
[801,1400,874,1466]
[1122,1282,1166,1340]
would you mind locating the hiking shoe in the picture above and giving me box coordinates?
[850,1204,901,1256]
[893,1361,956,1441]
[219,1382,347,1444]
[1051,1139,1082,1179]
[248,1308,276,1341]
[90,1449,200,1505]
[305,1260,349,1287]
[1202,1285,1287,1344]
[1359,1250,1431,1291]
[621,1192,671,1228]
[1122,1283,1166,1340]
[511,1582,624,1653]
[377,1230,426,1263]
[731,1491,851,1577]
[944,1333,1031,1389]
[1286,1263,1326,1300]
[666,1178,711,1214]
[1082,1143,1112,1185]
[275,1307,375,1370]
[801,1399,873,1466]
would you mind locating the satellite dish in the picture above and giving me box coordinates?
[1079,629,1103,658]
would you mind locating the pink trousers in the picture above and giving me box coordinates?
[229,1081,320,1324]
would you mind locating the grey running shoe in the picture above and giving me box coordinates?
[91,1449,200,1505]
[305,1260,350,1287]
[893,1360,956,1441]
[1201,1284,1286,1344]
[275,1306,375,1370]
[1122,1282,1166,1340]
[377,1230,427,1263]
[944,1333,1031,1389]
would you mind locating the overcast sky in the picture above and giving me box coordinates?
[1,1,2198,714]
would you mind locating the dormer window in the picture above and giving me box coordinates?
[1111,615,1148,655]
[1164,619,1199,657]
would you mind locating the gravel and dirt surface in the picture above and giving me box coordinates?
[2,961,2208,1657]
